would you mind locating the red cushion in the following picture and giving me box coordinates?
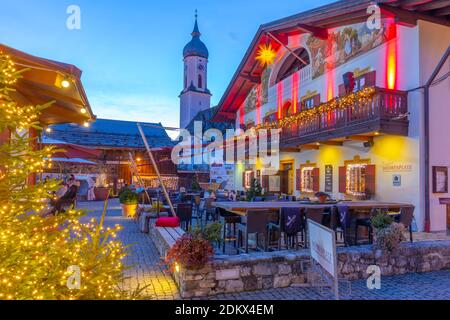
[155,217,180,228]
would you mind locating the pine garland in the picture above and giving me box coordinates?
[254,87,377,131]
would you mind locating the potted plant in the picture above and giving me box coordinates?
[165,234,214,271]
[119,189,139,218]
[246,178,262,201]
[94,173,110,201]
[371,212,406,253]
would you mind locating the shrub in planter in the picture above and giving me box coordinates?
[371,212,405,252]
[190,222,222,244]
[119,189,139,217]
[165,234,214,271]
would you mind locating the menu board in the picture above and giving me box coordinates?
[325,165,333,193]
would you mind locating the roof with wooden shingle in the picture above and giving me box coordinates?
[48,118,175,149]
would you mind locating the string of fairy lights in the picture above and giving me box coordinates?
[0,51,91,130]
[1,52,128,300]
[253,87,377,132]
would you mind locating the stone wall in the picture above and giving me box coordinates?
[148,223,450,298]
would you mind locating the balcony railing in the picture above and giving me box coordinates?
[281,87,408,146]
[299,65,312,83]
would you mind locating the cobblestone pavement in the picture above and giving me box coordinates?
[78,199,180,300]
[78,200,450,300]
[203,270,450,300]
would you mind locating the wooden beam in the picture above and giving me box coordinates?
[217,111,236,119]
[433,6,450,16]
[280,147,300,152]
[380,4,418,26]
[415,0,450,12]
[380,4,450,27]
[240,72,261,84]
[346,135,374,142]
[399,0,433,9]
[299,144,320,151]
[297,23,328,40]
[319,141,343,146]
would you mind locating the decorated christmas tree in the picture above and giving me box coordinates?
[0,53,130,300]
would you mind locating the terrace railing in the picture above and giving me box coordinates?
[281,87,408,145]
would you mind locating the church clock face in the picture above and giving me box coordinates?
[198,64,204,71]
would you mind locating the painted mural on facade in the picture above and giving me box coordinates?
[244,86,257,114]
[261,66,271,105]
[307,21,397,79]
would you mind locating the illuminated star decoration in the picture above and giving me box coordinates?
[255,43,277,66]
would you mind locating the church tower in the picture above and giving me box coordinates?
[180,12,211,129]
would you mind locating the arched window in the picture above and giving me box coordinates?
[198,74,203,89]
[276,47,310,83]
[184,75,187,88]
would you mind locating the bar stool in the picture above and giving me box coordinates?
[205,198,218,221]
[354,208,380,245]
[193,195,202,221]
[237,210,270,254]
[176,203,193,231]
[218,207,241,254]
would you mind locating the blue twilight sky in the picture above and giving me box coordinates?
[0,0,334,131]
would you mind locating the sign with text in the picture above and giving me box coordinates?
[308,219,337,278]
[325,165,333,193]
[382,162,412,172]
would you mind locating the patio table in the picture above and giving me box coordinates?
[213,201,413,216]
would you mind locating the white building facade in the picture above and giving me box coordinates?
[213,1,450,232]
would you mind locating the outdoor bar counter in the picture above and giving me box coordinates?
[213,201,414,216]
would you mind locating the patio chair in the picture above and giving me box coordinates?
[176,203,193,231]
[268,207,304,250]
[193,195,202,221]
[237,209,270,254]
[335,206,353,246]
[204,198,218,221]
[396,206,415,243]
[304,207,324,224]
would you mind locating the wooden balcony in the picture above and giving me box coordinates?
[281,87,409,149]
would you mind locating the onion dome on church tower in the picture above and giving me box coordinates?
[183,13,209,59]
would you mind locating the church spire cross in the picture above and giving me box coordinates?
[192,9,201,37]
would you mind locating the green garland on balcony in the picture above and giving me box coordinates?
[254,87,377,131]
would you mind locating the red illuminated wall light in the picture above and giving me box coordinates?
[292,72,299,114]
[326,33,336,101]
[256,84,261,125]
[277,81,283,119]
[386,23,398,90]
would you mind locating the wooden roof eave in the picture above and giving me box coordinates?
[0,44,96,125]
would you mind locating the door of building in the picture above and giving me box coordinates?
[280,161,294,195]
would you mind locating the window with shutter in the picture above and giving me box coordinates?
[296,169,302,191]
[313,94,321,107]
[365,164,376,199]
[339,166,347,193]
[338,84,346,97]
[262,175,270,189]
[312,168,320,192]
[355,70,376,90]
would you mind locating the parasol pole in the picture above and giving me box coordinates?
[137,123,177,217]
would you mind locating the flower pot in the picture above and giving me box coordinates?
[94,187,110,201]
[121,204,138,218]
